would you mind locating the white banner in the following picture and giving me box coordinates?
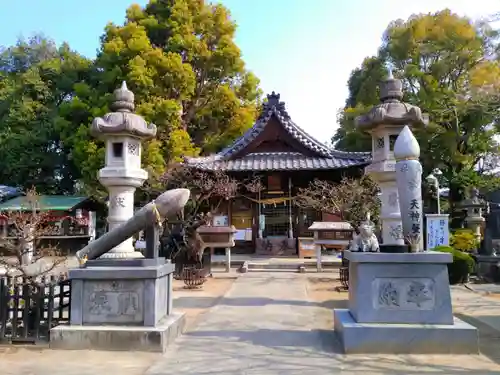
[426,214,449,250]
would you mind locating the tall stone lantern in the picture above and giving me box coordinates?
[356,73,428,251]
[459,187,486,250]
[91,82,157,259]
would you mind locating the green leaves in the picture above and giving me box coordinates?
[0,1,262,200]
[334,10,500,210]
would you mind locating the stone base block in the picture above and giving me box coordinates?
[346,251,455,325]
[334,309,478,354]
[50,312,185,353]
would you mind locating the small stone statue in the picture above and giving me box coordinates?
[349,213,380,252]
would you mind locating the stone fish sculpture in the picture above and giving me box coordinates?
[349,213,380,252]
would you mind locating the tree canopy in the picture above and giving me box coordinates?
[333,10,500,217]
[0,0,262,199]
[0,35,94,194]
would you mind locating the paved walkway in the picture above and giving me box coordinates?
[146,273,500,375]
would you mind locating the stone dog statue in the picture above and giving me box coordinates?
[349,214,380,253]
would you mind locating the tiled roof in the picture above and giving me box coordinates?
[0,195,89,212]
[219,92,342,158]
[185,152,369,171]
[0,185,21,202]
[185,92,371,171]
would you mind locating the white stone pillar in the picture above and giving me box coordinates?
[395,126,424,252]
[378,181,404,245]
[100,186,140,258]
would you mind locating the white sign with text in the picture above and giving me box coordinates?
[426,214,449,250]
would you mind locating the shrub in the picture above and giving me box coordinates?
[450,229,479,253]
[433,245,475,284]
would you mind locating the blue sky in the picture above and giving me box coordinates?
[0,0,498,143]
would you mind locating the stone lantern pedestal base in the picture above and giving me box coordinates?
[334,251,478,354]
[50,263,185,352]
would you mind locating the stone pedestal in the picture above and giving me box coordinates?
[50,263,185,352]
[475,254,500,282]
[334,251,478,354]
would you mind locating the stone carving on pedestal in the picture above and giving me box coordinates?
[378,281,400,307]
[373,277,435,310]
[349,213,380,252]
[389,224,403,241]
[406,280,433,308]
[83,280,144,324]
[388,192,398,207]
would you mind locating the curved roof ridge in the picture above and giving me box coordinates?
[209,92,372,162]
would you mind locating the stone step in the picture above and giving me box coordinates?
[240,259,342,273]
[247,261,341,269]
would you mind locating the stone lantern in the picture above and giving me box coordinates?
[91,82,157,259]
[356,72,428,251]
[459,187,486,250]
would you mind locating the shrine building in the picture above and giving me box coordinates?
[184,92,370,255]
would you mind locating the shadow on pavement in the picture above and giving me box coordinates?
[174,296,348,309]
[456,313,500,366]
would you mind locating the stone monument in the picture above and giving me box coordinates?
[334,91,478,355]
[51,188,190,352]
[50,82,189,353]
[356,71,428,252]
[394,126,423,251]
[91,81,157,259]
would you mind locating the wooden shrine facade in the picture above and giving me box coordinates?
[185,92,371,255]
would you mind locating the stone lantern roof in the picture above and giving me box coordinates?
[91,81,157,140]
[355,73,429,131]
[459,187,487,210]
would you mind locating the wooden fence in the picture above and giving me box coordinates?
[0,275,71,343]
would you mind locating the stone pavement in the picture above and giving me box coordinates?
[3,272,500,375]
[146,273,500,375]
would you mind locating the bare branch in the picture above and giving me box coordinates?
[0,187,68,283]
[296,176,381,231]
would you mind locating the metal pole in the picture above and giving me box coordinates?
[435,181,441,215]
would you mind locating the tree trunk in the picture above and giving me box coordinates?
[449,182,466,229]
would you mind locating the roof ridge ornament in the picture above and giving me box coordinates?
[266,91,281,106]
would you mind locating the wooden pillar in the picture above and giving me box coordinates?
[258,190,263,239]
[314,231,322,272]
[225,247,231,272]
[288,176,293,238]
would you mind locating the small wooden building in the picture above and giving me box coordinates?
[185,92,370,255]
[0,195,100,254]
